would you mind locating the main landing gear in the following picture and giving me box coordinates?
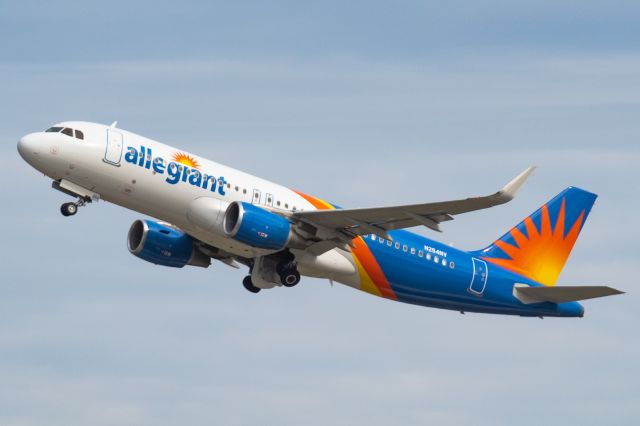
[277,261,301,287]
[242,255,302,293]
[60,198,88,217]
[243,275,261,293]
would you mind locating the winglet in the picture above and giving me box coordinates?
[498,166,536,201]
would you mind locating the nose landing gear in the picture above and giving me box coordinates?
[60,202,77,216]
[53,180,98,218]
[60,198,88,217]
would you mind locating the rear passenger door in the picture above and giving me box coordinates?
[469,258,488,295]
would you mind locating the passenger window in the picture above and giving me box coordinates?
[434,256,439,263]
[418,250,424,258]
[442,259,447,266]
[387,240,392,247]
[395,242,400,249]
[75,130,84,140]
[410,248,416,255]
[379,237,384,243]
[46,127,63,133]
[426,253,431,260]
[402,245,408,252]
[61,128,73,137]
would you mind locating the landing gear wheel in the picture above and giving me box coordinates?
[60,202,78,217]
[280,268,301,287]
[243,275,261,293]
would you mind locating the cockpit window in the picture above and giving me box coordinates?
[45,126,85,140]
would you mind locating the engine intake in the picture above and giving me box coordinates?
[223,202,295,250]
[127,219,210,268]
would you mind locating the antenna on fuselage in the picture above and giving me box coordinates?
[110,121,118,128]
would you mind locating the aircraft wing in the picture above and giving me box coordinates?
[292,166,536,248]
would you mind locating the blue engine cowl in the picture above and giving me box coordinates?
[127,219,210,268]
[223,202,294,250]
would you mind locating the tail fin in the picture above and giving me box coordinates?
[477,187,597,286]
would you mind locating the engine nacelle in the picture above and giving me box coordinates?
[127,219,210,268]
[223,202,296,250]
[186,197,229,235]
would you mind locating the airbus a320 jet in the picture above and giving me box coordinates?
[17,121,623,317]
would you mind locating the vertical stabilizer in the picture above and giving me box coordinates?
[477,187,597,286]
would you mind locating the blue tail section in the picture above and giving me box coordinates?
[476,187,597,286]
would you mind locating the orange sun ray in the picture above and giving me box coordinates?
[482,198,585,286]
[172,152,200,169]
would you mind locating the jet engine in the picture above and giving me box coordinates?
[223,202,302,251]
[127,219,210,268]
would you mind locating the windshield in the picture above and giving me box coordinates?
[44,126,85,140]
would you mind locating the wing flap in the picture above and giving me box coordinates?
[514,285,624,304]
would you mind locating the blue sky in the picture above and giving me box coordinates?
[1,1,639,425]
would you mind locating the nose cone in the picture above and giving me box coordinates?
[17,133,41,165]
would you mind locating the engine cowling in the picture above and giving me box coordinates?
[186,197,229,235]
[223,202,295,250]
[127,219,210,268]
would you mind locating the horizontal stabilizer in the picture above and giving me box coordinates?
[514,284,624,304]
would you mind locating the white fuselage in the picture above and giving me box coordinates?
[17,121,359,288]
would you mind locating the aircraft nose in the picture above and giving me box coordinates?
[17,133,40,162]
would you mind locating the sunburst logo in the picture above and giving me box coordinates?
[481,198,585,287]
[172,152,200,169]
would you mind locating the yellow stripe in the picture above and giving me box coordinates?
[352,254,383,297]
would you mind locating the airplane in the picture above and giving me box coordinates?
[17,121,623,318]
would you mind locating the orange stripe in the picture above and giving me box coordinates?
[294,190,335,210]
[352,237,397,300]
[293,190,396,300]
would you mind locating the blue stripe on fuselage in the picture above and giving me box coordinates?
[362,230,583,317]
